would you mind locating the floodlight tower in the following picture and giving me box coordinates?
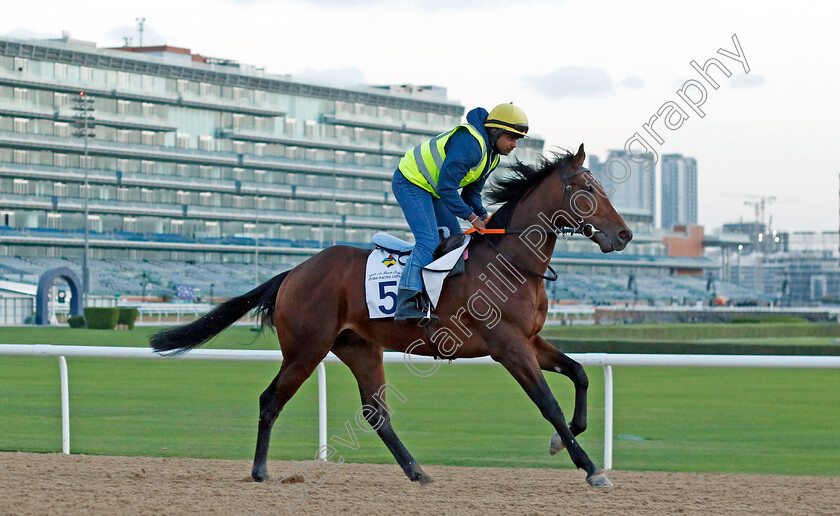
[72,92,95,307]
[136,17,145,47]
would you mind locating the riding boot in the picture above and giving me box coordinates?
[394,288,433,322]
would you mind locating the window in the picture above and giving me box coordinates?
[254,169,266,183]
[141,161,155,174]
[199,165,212,178]
[170,219,184,234]
[176,164,189,177]
[117,72,130,88]
[141,131,155,146]
[116,159,130,172]
[13,150,27,164]
[54,92,69,109]
[1,211,16,227]
[305,120,317,138]
[47,213,62,229]
[13,179,29,194]
[80,66,92,82]
[13,118,28,133]
[117,100,130,114]
[199,135,213,151]
[199,192,212,206]
[285,118,296,135]
[233,114,244,129]
[142,188,155,203]
[177,190,191,204]
[142,103,155,117]
[176,133,190,149]
[233,141,245,154]
[117,187,130,201]
[123,217,136,233]
[14,57,27,73]
[205,220,221,237]
[54,63,68,81]
[255,142,266,156]
[54,122,70,138]
[117,129,130,143]
[54,182,67,197]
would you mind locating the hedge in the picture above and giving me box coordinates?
[84,307,120,330]
[118,308,140,330]
[67,316,86,328]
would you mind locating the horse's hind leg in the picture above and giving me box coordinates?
[332,335,432,484]
[251,348,327,482]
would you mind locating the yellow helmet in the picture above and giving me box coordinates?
[485,102,529,137]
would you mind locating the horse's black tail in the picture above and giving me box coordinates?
[149,270,290,355]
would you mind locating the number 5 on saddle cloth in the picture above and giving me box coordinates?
[364,232,471,319]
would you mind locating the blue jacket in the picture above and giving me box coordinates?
[436,107,496,219]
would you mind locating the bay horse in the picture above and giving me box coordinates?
[150,144,632,488]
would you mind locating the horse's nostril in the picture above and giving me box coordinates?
[618,229,632,243]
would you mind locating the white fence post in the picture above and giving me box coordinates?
[317,362,327,460]
[58,356,70,454]
[603,365,613,470]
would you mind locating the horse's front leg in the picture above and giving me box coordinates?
[532,335,589,437]
[493,344,612,488]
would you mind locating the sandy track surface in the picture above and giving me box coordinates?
[1,452,838,515]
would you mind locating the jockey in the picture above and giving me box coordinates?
[391,102,529,321]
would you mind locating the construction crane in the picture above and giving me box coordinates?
[742,195,776,227]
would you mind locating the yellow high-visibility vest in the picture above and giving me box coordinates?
[397,124,500,198]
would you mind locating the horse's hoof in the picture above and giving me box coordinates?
[251,468,269,483]
[586,469,613,488]
[409,465,433,485]
[549,432,565,455]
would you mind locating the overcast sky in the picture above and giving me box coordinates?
[4,0,839,233]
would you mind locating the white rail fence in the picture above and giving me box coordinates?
[1,344,839,470]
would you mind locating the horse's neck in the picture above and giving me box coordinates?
[497,177,560,273]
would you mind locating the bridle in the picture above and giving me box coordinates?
[465,167,599,281]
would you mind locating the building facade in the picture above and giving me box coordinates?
[589,150,656,226]
[660,153,697,230]
[0,36,544,268]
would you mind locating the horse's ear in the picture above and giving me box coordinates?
[573,143,586,169]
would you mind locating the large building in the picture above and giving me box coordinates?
[660,153,697,230]
[0,35,544,268]
[589,150,656,226]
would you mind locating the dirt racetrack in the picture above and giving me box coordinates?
[1,452,838,515]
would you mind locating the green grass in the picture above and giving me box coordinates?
[1,326,839,475]
[539,322,840,342]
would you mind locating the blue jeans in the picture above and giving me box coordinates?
[392,170,462,293]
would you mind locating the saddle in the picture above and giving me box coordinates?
[371,231,466,261]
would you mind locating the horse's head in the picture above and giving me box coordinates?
[558,144,633,252]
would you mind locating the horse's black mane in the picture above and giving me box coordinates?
[485,151,574,230]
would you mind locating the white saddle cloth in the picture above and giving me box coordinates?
[364,234,470,318]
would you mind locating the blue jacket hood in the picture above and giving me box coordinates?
[465,107,490,143]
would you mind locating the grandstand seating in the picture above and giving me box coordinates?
[1,255,772,303]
